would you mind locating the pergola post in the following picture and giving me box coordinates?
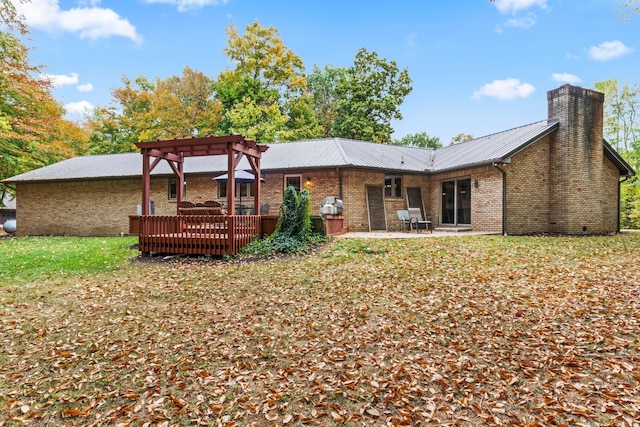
[141,148,151,216]
[227,141,236,215]
[176,157,184,204]
[254,158,261,215]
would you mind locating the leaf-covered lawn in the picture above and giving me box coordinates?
[1,234,639,426]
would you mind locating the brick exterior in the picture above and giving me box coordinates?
[12,85,626,236]
[18,179,142,236]
[428,166,504,233]
[602,156,622,231]
[504,135,552,234]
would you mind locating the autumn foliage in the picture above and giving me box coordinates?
[1,234,639,425]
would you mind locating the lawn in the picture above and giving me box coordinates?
[1,234,639,426]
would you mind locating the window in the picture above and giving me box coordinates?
[217,182,254,198]
[168,179,185,200]
[384,175,402,198]
[284,174,302,191]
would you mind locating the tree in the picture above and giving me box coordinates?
[0,0,28,35]
[140,67,221,141]
[84,106,138,154]
[594,79,640,228]
[86,67,221,153]
[594,79,639,152]
[85,76,152,154]
[217,21,322,142]
[450,133,474,145]
[333,48,412,143]
[392,132,442,149]
[224,96,288,142]
[307,64,348,137]
[616,0,640,19]
[223,21,306,96]
[1,0,87,201]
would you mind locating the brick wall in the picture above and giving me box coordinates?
[429,166,503,233]
[602,156,622,231]
[342,170,384,231]
[504,135,552,234]
[18,179,147,236]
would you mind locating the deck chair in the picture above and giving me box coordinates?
[177,200,195,214]
[397,210,411,231]
[408,208,432,233]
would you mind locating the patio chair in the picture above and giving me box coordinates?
[397,210,411,231]
[260,203,270,215]
[408,208,432,233]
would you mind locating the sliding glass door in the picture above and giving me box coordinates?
[441,178,471,226]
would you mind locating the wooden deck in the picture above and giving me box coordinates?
[138,214,261,256]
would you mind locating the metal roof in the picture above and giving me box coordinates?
[431,119,559,171]
[3,118,633,183]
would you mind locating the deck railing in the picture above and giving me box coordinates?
[138,214,261,256]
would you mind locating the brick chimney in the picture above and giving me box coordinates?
[547,84,605,234]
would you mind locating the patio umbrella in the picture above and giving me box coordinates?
[213,170,265,207]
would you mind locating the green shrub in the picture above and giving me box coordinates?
[239,186,327,257]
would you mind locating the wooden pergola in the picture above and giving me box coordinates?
[134,135,269,256]
[136,134,268,215]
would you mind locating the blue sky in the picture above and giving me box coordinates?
[15,0,638,143]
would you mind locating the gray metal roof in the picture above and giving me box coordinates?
[4,118,632,183]
[431,119,559,171]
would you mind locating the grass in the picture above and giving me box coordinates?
[1,233,639,426]
[0,236,137,286]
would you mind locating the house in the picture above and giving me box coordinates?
[3,84,634,237]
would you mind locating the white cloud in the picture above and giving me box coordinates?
[40,72,79,87]
[472,78,536,100]
[143,0,227,12]
[77,83,94,92]
[504,15,536,29]
[552,73,582,85]
[588,40,633,61]
[493,0,548,14]
[65,100,95,117]
[15,0,141,43]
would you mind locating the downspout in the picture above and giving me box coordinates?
[618,175,631,232]
[337,168,343,200]
[493,162,507,236]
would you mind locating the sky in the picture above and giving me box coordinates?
[13,0,638,144]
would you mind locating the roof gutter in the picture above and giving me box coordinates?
[493,162,507,236]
